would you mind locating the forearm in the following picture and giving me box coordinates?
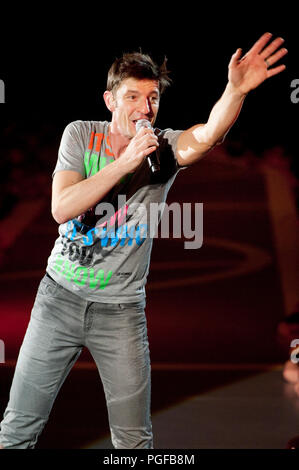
[176,82,247,165]
[52,159,128,224]
[203,82,247,145]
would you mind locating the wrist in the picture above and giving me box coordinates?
[112,154,131,178]
[226,81,248,100]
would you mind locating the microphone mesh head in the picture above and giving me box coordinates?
[136,119,152,132]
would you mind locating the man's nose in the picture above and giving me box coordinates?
[139,98,151,115]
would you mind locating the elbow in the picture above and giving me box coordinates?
[191,125,219,153]
[51,204,68,225]
[52,210,66,225]
[215,134,227,146]
[204,133,225,148]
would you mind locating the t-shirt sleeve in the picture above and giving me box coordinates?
[159,128,188,171]
[52,120,87,178]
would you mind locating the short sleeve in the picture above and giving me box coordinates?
[52,120,87,178]
[158,128,188,171]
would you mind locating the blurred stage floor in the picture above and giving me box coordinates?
[85,367,299,449]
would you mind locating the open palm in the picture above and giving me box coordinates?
[228,33,288,95]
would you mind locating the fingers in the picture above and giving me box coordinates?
[249,32,273,55]
[122,128,159,172]
[260,36,285,59]
[130,127,158,163]
[248,32,288,65]
[144,134,159,151]
[143,145,158,157]
[135,126,155,140]
[267,64,286,78]
[135,126,159,148]
[237,32,287,75]
[265,47,288,68]
[136,126,153,136]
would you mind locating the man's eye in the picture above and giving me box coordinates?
[127,96,136,100]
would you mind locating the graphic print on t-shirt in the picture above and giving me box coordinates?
[84,131,114,176]
[53,123,146,291]
[47,120,182,301]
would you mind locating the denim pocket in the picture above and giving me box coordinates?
[37,274,60,297]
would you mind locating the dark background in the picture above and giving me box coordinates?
[0,14,297,156]
[0,13,298,216]
[1,6,298,190]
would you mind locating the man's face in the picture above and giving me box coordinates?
[109,77,160,138]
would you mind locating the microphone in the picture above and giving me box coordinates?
[136,119,160,173]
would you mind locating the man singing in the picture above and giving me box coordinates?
[0,33,287,449]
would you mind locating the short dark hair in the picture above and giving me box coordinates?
[107,52,172,95]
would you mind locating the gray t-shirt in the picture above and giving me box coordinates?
[46,120,184,303]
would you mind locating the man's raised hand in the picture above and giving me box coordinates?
[228,32,288,95]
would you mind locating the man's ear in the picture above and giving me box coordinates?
[103,90,116,112]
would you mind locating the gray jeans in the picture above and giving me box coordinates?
[0,274,152,449]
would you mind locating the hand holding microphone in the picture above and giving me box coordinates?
[117,120,160,174]
[136,119,160,173]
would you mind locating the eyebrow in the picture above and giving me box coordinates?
[125,89,160,96]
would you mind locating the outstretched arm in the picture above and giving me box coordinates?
[176,32,288,166]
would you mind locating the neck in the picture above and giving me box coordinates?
[109,121,131,160]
